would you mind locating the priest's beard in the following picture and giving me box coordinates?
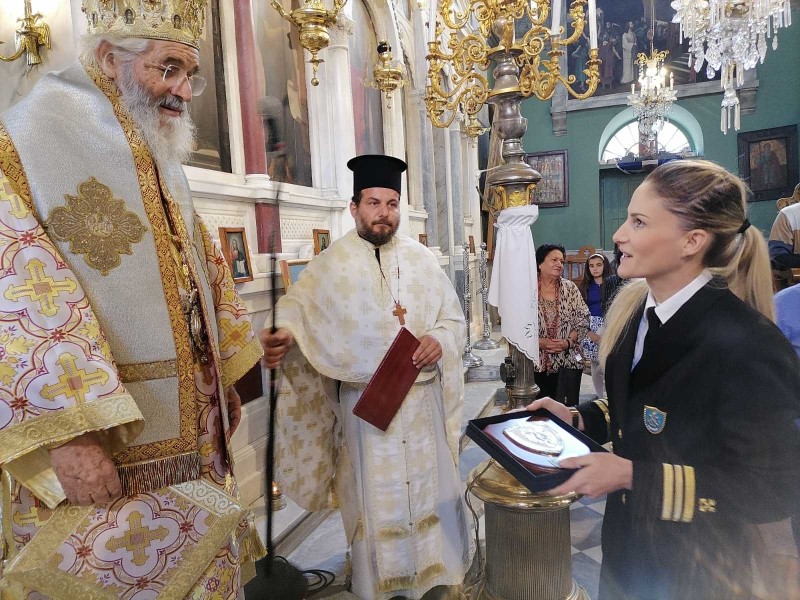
[355,215,400,246]
[115,66,196,169]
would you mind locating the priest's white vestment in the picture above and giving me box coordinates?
[274,229,473,599]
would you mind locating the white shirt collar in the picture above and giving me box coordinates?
[644,271,713,325]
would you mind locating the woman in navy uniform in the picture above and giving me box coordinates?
[530,160,800,599]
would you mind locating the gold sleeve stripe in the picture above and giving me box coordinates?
[593,398,611,438]
[661,463,674,520]
[682,465,696,522]
[672,465,685,521]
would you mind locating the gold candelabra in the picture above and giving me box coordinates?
[0,0,51,67]
[425,0,600,141]
[365,41,407,108]
[270,0,348,86]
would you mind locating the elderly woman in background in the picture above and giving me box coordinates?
[534,243,590,405]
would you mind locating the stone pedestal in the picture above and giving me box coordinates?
[468,460,589,600]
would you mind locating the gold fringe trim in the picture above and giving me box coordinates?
[117,452,201,496]
[375,513,441,541]
[118,360,178,382]
[240,522,267,563]
[377,563,447,594]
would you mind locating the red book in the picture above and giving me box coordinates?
[352,327,421,431]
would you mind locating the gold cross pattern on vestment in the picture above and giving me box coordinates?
[218,318,250,352]
[12,506,48,528]
[1,180,30,219]
[105,511,170,567]
[4,258,77,317]
[40,352,109,404]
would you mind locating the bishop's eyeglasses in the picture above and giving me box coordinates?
[143,61,207,96]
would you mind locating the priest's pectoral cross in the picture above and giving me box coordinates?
[392,302,407,326]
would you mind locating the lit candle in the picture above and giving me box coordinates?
[588,0,597,49]
[551,0,562,36]
[670,72,674,90]
[631,83,635,95]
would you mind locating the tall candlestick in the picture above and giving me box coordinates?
[588,0,597,49]
[551,0,562,36]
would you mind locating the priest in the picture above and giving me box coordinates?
[261,154,473,599]
[0,1,263,597]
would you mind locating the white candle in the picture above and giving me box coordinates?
[551,0,562,36]
[588,0,597,49]
[670,72,674,90]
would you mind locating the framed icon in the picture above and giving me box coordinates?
[313,228,331,254]
[218,227,254,283]
[418,233,428,247]
[524,150,569,208]
[737,125,798,202]
[468,235,476,254]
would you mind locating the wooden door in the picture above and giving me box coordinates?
[599,170,646,249]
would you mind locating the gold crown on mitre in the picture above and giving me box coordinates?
[82,0,208,49]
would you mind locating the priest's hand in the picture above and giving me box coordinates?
[549,453,633,498]
[225,386,242,438]
[412,335,442,368]
[260,328,294,369]
[49,431,122,506]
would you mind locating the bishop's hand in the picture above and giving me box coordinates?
[260,327,294,369]
[49,431,122,506]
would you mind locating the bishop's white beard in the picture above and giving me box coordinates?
[115,66,196,169]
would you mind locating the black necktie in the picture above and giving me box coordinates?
[375,247,381,265]
[642,307,661,358]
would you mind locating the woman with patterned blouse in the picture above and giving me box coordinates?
[534,243,590,405]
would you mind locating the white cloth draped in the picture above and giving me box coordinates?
[488,204,540,363]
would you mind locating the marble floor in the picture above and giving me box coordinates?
[245,338,607,599]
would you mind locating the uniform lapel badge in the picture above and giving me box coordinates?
[643,405,667,434]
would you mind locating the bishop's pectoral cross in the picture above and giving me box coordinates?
[392,302,407,325]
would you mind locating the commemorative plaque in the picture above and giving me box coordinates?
[467,409,608,494]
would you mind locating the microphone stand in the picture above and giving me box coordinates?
[244,232,307,599]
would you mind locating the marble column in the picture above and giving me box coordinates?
[319,15,357,236]
[232,0,267,176]
[449,125,465,250]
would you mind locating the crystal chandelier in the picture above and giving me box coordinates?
[671,0,792,133]
[627,51,677,145]
[628,3,676,146]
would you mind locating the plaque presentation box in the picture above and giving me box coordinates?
[467,409,608,494]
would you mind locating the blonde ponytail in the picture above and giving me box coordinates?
[599,279,648,367]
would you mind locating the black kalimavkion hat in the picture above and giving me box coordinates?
[347,154,408,197]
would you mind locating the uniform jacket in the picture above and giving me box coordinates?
[580,283,800,599]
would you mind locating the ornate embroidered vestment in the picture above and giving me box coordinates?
[0,60,263,599]
[273,230,472,597]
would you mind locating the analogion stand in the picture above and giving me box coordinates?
[468,460,589,600]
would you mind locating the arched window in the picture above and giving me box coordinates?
[349,0,384,155]
[601,121,692,163]
[254,0,313,186]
